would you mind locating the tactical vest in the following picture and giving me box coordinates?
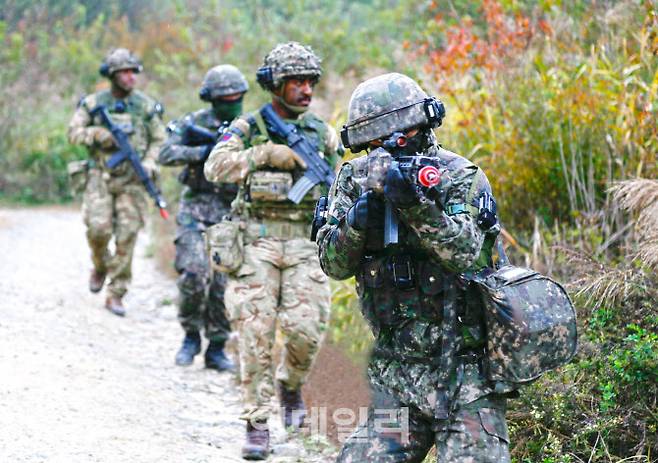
[351,146,496,356]
[350,146,501,419]
[177,109,237,197]
[238,107,334,223]
[83,89,156,178]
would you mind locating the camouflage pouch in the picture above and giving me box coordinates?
[248,171,292,202]
[67,160,89,195]
[205,219,244,274]
[474,265,577,386]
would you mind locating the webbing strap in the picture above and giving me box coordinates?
[253,110,270,142]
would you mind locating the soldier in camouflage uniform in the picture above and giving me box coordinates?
[159,65,248,370]
[68,48,166,316]
[204,42,343,460]
[316,73,513,462]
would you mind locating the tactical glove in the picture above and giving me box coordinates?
[383,164,418,208]
[251,141,307,171]
[91,127,117,150]
[346,191,385,231]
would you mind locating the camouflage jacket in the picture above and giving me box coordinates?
[317,144,501,415]
[68,89,166,188]
[159,108,238,227]
[204,104,343,222]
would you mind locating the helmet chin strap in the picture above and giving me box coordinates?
[273,94,308,115]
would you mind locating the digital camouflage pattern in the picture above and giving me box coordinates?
[200,64,249,99]
[317,129,511,460]
[159,108,239,342]
[68,88,166,298]
[337,387,510,463]
[342,73,439,149]
[223,233,330,422]
[260,41,322,88]
[102,48,142,75]
[475,265,577,385]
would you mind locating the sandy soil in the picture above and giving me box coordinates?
[0,206,336,463]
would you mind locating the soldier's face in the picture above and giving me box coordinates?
[112,69,138,92]
[281,78,314,108]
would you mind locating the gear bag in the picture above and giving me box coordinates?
[472,264,577,386]
[205,219,244,274]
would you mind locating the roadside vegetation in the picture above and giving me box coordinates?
[1,0,656,461]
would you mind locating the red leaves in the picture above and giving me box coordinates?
[415,0,542,88]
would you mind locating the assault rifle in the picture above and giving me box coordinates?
[375,133,444,247]
[260,103,335,204]
[90,105,169,219]
[181,123,217,147]
[384,155,443,247]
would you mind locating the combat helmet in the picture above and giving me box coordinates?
[99,48,142,78]
[340,73,445,150]
[256,41,322,91]
[199,64,249,101]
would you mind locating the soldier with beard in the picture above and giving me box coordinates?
[204,42,343,460]
[68,48,166,316]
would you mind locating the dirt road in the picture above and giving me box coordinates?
[0,206,335,463]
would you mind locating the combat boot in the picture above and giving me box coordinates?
[104,296,126,317]
[175,331,201,366]
[241,421,270,460]
[89,270,106,293]
[204,341,235,371]
[278,381,306,430]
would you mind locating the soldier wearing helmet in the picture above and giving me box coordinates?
[316,73,512,462]
[68,48,166,316]
[158,64,249,371]
[204,42,343,460]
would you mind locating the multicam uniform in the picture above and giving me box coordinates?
[68,88,166,299]
[159,108,238,344]
[204,107,343,423]
[317,73,512,462]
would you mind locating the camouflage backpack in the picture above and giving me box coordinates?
[472,261,578,388]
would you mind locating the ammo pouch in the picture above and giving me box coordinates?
[205,219,244,274]
[472,265,577,386]
[247,171,292,202]
[67,160,89,195]
[357,254,446,326]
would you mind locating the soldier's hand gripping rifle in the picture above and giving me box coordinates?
[372,133,445,247]
[260,103,335,204]
[90,105,169,219]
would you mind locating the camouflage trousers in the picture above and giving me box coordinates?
[336,390,511,463]
[174,226,230,343]
[224,235,330,423]
[82,169,146,298]
[337,386,510,463]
